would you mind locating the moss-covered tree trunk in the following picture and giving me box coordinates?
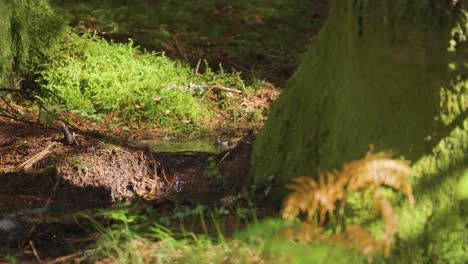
[253,0,467,261]
[0,0,64,86]
[253,0,466,191]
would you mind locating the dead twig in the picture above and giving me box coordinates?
[29,240,42,263]
[18,195,47,201]
[44,179,60,211]
[218,150,232,165]
[199,84,242,102]
[47,249,94,264]
[173,35,188,61]
[0,95,22,116]
[61,122,79,146]
[0,88,22,93]
[64,234,100,243]
[195,58,202,75]
[19,142,56,171]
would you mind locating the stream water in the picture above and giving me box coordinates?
[131,136,234,154]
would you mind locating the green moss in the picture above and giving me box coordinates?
[385,118,468,263]
[37,32,258,130]
[38,33,209,127]
[0,1,13,85]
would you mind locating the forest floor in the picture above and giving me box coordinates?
[0,116,257,259]
[0,1,328,262]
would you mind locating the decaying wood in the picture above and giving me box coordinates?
[61,122,79,146]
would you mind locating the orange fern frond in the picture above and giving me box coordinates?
[282,177,319,221]
[282,223,325,244]
[338,225,382,262]
[282,172,347,223]
[372,189,398,257]
[282,146,418,260]
[342,151,419,207]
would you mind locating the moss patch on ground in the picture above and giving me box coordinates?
[34,32,278,133]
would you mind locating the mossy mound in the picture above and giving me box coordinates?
[38,33,210,127]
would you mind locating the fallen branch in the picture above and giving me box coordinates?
[47,249,94,264]
[29,240,42,263]
[210,84,242,94]
[199,84,242,101]
[19,142,56,171]
[0,87,22,93]
[61,122,79,146]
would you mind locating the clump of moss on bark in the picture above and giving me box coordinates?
[0,0,65,86]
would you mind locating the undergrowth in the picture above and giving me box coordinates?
[83,200,361,264]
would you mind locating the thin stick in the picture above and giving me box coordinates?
[195,59,202,75]
[162,168,170,185]
[218,150,232,165]
[29,240,42,263]
[44,179,60,210]
[19,142,56,171]
[210,84,242,94]
[0,88,22,92]
[64,234,100,243]
[199,84,242,102]
[18,195,46,201]
[0,95,22,116]
[173,35,187,60]
[47,249,94,264]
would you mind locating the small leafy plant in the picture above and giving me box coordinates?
[282,147,419,261]
[204,156,222,180]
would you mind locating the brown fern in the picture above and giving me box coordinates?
[282,171,347,223]
[282,147,418,260]
[343,149,418,207]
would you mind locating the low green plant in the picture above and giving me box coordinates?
[2,255,19,264]
[204,156,222,180]
[86,201,360,264]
